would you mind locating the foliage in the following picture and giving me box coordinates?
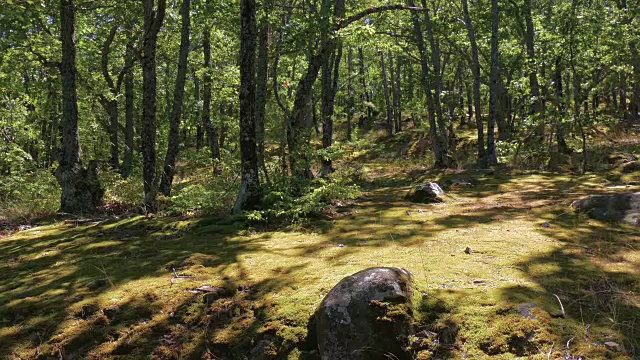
[247,174,360,225]
[0,170,60,221]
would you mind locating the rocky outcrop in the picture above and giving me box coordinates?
[314,267,414,360]
[406,182,445,203]
[571,192,640,225]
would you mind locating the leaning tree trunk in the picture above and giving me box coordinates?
[160,0,190,196]
[461,0,485,166]
[56,0,103,213]
[233,0,261,213]
[141,0,166,211]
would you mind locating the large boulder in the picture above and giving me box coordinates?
[314,267,414,360]
[406,182,445,203]
[571,192,640,225]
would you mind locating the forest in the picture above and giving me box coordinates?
[0,0,639,358]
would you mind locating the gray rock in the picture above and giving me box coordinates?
[406,182,445,203]
[315,267,414,360]
[517,303,537,320]
[604,341,624,352]
[571,192,640,225]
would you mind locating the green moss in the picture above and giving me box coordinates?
[2,146,640,358]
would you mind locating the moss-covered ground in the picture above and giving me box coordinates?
[1,130,639,359]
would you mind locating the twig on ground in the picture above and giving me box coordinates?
[169,267,193,288]
[553,293,566,318]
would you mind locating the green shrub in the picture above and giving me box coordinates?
[247,173,360,225]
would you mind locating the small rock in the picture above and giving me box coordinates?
[464,247,473,254]
[541,222,550,228]
[102,306,120,320]
[517,303,537,320]
[337,244,345,248]
[77,304,100,319]
[604,341,623,352]
[406,182,445,204]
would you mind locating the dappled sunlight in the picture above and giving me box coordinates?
[2,159,639,358]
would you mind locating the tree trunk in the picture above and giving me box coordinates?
[346,47,355,141]
[461,0,485,166]
[122,64,134,179]
[141,0,166,211]
[409,0,442,166]
[160,0,190,196]
[255,17,269,183]
[321,44,343,175]
[524,0,543,116]
[202,23,221,175]
[381,52,393,136]
[107,100,119,170]
[358,47,372,127]
[486,0,499,166]
[393,54,402,132]
[56,0,103,213]
[422,0,448,166]
[233,0,260,213]
[194,70,203,151]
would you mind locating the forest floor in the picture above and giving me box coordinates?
[1,131,640,359]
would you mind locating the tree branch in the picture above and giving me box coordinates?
[101,25,118,92]
[337,5,426,29]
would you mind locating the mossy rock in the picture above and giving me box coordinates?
[313,267,414,360]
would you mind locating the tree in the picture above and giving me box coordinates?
[160,0,191,196]
[141,0,166,211]
[233,0,260,213]
[461,0,485,166]
[55,0,103,214]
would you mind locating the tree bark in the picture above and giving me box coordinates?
[461,0,485,166]
[142,0,166,211]
[233,0,261,213]
[160,0,190,196]
[394,54,403,132]
[56,0,103,213]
